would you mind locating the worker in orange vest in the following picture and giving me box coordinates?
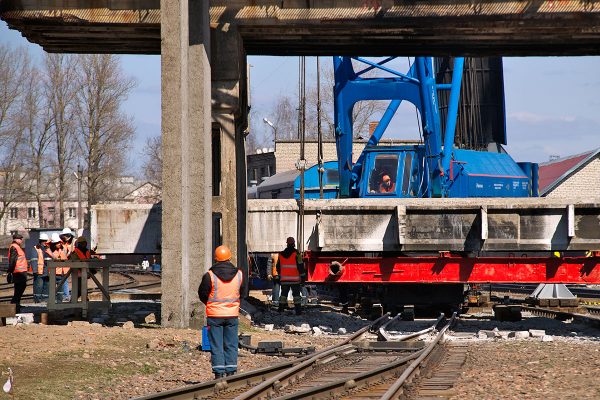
[267,253,280,307]
[33,233,53,303]
[198,245,243,380]
[7,233,28,313]
[69,236,96,300]
[59,228,75,257]
[50,233,69,302]
[276,237,305,315]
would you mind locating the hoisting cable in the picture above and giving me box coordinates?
[317,57,324,199]
[297,56,307,253]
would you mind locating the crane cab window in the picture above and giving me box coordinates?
[368,154,399,194]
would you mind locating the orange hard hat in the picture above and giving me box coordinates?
[214,245,232,262]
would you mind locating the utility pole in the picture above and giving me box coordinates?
[76,165,83,232]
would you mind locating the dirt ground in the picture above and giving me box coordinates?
[450,341,600,400]
[0,314,340,400]
[2,301,600,399]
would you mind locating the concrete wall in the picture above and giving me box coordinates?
[545,156,600,198]
[91,204,161,254]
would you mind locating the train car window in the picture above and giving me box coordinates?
[368,154,399,194]
[402,153,413,195]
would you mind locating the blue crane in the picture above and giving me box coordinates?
[331,56,538,199]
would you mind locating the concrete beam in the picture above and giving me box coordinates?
[4,1,600,55]
[161,0,212,328]
[247,198,600,253]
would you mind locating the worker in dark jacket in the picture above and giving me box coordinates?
[198,245,243,380]
[276,237,305,315]
[7,233,28,313]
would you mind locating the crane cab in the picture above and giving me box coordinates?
[358,146,427,198]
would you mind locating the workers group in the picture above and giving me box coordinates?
[7,229,95,313]
[199,237,305,380]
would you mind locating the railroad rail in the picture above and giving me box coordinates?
[522,306,600,328]
[0,269,161,303]
[134,313,456,400]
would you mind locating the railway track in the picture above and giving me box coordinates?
[522,305,600,328]
[135,313,457,400]
[0,269,161,303]
[487,284,600,299]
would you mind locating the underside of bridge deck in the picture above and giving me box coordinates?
[3,1,600,55]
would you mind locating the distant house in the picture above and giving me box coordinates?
[538,149,600,197]
[123,182,161,204]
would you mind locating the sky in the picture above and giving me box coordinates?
[3,21,600,173]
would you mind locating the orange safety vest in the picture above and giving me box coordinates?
[279,252,300,283]
[73,248,91,260]
[271,253,279,277]
[36,246,53,275]
[53,248,69,275]
[9,243,28,274]
[206,270,242,318]
[72,248,92,277]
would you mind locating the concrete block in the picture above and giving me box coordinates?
[68,320,90,327]
[145,313,157,324]
[493,305,522,322]
[264,324,274,331]
[284,324,311,334]
[478,330,501,339]
[508,331,530,339]
[319,325,333,333]
[16,313,34,324]
[560,298,579,307]
[529,329,546,338]
[337,327,347,335]
[541,335,554,342]
[312,326,322,336]
[122,321,135,329]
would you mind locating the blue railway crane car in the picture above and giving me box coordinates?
[332,56,538,200]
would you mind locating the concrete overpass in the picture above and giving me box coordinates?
[3,0,600,328]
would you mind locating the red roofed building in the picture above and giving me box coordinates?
[538,149,600,197]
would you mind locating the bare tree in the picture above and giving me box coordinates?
[45,53,79,227]
[267,62,387,145]
[142,135,162,188]
[75,54,136,228]
[271,94,298,141]
[21,65,54,227]
[0,45,32,229]
[305,63,387,139]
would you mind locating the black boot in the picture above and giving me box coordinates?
[278,304,285,312]
[225,371,236,377]
[295,304,302,315]
[214,372,224,380]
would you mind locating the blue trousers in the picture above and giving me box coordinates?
[272,280,281,305]
[33,274,43,302]
[207,317,239,374]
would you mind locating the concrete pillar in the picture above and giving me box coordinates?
[211,24,248,282]
[161,0,212,328]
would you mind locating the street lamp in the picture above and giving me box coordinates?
[73,165,83,232]
[263,117,277,146]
